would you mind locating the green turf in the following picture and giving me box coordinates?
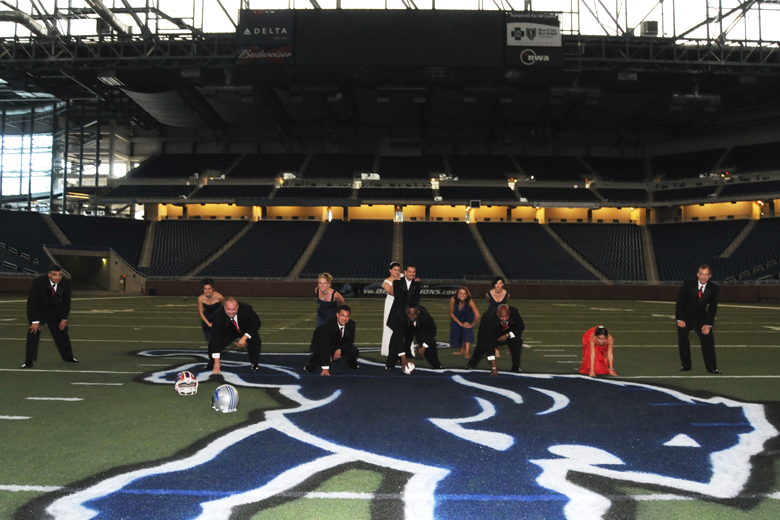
[1,295,780,519]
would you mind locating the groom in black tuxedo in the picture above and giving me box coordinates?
[23,264,78,368]
[304,305,359,376]
[385,263,420,371]
[206,297,262,374]
[676,264,721,374]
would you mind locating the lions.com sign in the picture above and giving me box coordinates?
[506,12,562,67]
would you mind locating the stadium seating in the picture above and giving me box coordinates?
[721,141,780,174]
[142,220,246,277]
[377,156,445,179]
[274,187,354,200]
[478,222,599,281]
[403,222,493,280]
[595,187,649,203]
[650,220,748,281]
[228,154,307,178]
[359,188,433,201]
[189,185,274,199]
[653,186,718,202]
[448,155,518,180]
[515,155,589,181]
[100,185,196,200]
[199,221,320,278]
[301,220,393,279]
[550,223,646,281]
[304,154,375,178]
[0,246,43,274]
[581,157,646,182]
[516,186,600,203]
[650,148,725,180]
[719,179,780,199]
[438,186,518,203]
[51,214,148,267]
[708,217,780,279]
[0,209,60,265]
[129,154,239,178]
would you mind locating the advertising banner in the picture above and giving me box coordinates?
[237,10,294,65]
[506,12,562,67]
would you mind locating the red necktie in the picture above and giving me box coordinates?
[698,287,703,299]
[232,318,240,332]
[502,322,509,332]
[339,327,343,340]
[52,286,56,300]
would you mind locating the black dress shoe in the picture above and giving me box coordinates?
[250,364,260,372]
[680,367,691,372]
[303,364,315,373]
[349,364,360,370]
[21,362,33,369]
[708,369,722,375]
[465,364,473,371]
[203,364,214,371]
[511,367,522,373]
[63,357,79,363]
[385,367,393,372]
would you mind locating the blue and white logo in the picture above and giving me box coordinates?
[40,351,778,520]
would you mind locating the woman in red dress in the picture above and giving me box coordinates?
[578,325,617,377]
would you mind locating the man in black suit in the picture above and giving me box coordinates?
[22,264,78,368]
[304,305,359,376]
[468,304,525,376]
[385,263,421,372]
[207,297,262,374]
[676,263,721,374]
[403,304,443,370]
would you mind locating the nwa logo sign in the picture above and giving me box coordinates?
[520,49,551,66]
[34,351,779,520]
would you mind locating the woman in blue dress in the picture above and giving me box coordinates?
[449,286,480,359]
[197,278,225,342]
[316,272,345,327]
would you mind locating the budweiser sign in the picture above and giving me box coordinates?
[237,46,293,65]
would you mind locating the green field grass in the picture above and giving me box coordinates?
[1,295,780,520]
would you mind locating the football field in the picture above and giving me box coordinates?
[1,295,780,520]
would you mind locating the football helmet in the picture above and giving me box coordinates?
[212,384,239,413]
[174,371,198,395]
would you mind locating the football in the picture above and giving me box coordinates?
[403,362,416,375]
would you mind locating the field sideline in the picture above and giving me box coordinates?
[1,295,780,520]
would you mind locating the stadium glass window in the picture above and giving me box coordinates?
[0,135,53,197]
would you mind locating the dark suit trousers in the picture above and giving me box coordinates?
[306,344,359,371]
[405,331,441,368]
[471,336,523,371]
[678,320,717,371]
[386,317,409,369]
[26,316,74,363]
[208,334,262,365]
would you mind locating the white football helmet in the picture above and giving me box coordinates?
[174,371,198,395]
[212,384,239,413]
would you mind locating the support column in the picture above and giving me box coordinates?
[27,105,35,211]
[62,95,70,214]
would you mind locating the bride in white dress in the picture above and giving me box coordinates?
[381,262,402,356]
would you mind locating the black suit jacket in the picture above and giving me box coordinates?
[27,275,71,324]
[310,317,357,367]
[210,302,261,344]
[676,279,719,326]
[404,306,437,349]
[387,278,421,326]
[477,306,524,350]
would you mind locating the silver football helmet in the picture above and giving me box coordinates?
[212,384,239,413]
[174,371,198,396]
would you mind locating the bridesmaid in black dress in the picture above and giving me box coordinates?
[198,278,225,342]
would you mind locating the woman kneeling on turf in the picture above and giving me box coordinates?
[578,325,617,377]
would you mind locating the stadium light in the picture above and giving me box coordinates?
[97,70,123,86]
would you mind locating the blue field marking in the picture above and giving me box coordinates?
[39,351,779,520]
[648,403,701,406]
